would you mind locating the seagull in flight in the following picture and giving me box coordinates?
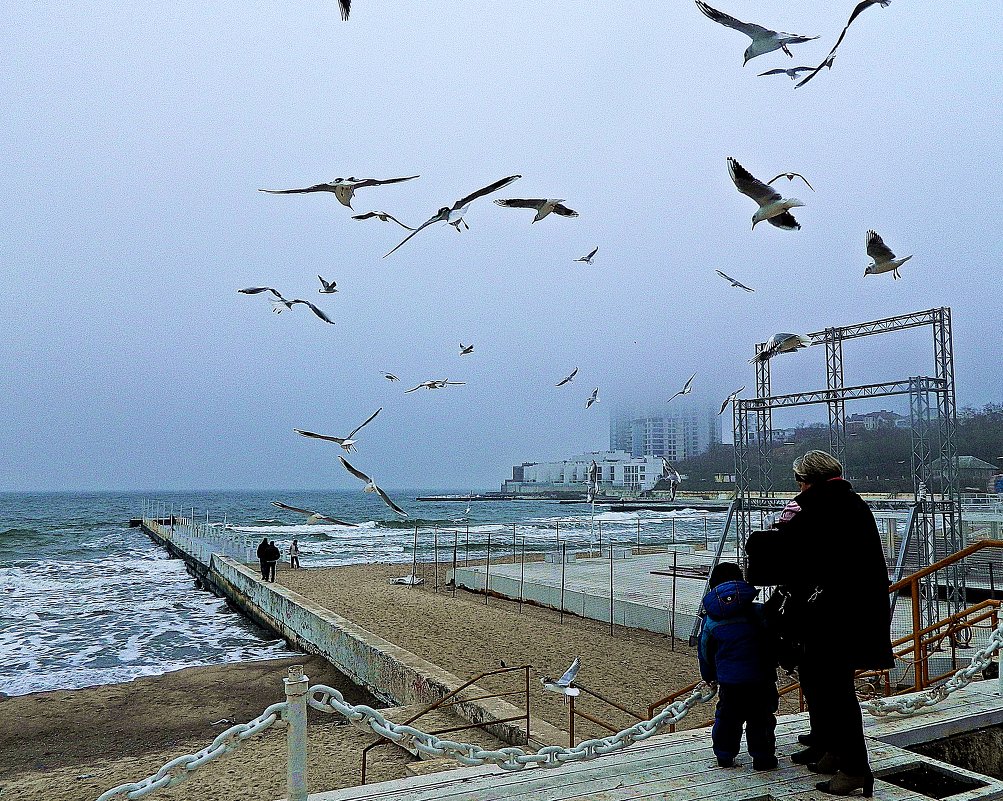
[796,1,891,89]
[715,270,755,292]
[695,1,818,64]
[865,230,912,279]
[317,275,338,294]
[404,379,466,393]
[751,333,813,364]
[382,372,400,382]
[719,386,746,415]
[574,247,599,264]
[758,66,814,81]
[768,172,814,192]
[339,456,408,517]
[459,342,474,355]
[237,287,334,325]
[585,387,600,410]
[667,372,696,403]
[383,175,522,257]
[259,175,420,209]
[271,501,356,527]
[556,367,579,387]
[294,408,382,453]
[493,198,579,223]
[542,657,581,696]
[336,0,350,21]
[352,211,416,230]
[728,158,804,231]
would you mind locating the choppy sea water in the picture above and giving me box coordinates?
[0,490,724,696]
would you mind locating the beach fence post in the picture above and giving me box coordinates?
[672,517,676,545]
[284,665,309,801]
[598,520,603,559]
[637,517,641,549]
[670,550,678,650]
[519,536,526,613]
[512,522,517,565]
[411,524,419,586]
[609,542,614,636]
[452,530,458,599]
[465,522,470,567]
[560,543,567,624]
[485,528,492,605]
[434,528,439,591]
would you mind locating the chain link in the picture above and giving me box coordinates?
[865,621,1002,717]
[94,703,286,801]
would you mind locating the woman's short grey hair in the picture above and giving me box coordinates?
[793,450,843,483]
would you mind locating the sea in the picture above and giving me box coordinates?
[0,490,725,696]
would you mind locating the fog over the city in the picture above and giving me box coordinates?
[3,1,1001,491]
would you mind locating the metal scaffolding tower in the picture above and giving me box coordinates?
[731,307,964,631]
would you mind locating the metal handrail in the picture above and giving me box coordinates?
[565,683,645,747]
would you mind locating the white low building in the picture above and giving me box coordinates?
[503,450,665,494]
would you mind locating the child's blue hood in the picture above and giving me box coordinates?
[702,579,760,619]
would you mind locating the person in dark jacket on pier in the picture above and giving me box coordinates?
[746,450,893,798]
[264,540,280,582]
[698,561,779,771]
[256,537,269,580]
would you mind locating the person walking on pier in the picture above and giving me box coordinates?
[256,537,269,580]
[288,539,301,569]
[746,450,893,798]
[264,539,280,582]
[698,561,779,771]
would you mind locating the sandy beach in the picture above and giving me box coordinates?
[3,560,799,801]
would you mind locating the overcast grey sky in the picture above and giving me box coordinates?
[3,1,1001,491]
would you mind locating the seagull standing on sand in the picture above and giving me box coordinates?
[294,408,382,453]
[338,456,408,517]
[768,172,814,192]
[751,333,813,363]
[728,158,805,231]
[796,0,892,89]
[695,0,818,64]
[585,387,600,410]
[575,247,599,264]
[459,343,474,356]
[542,657,582,697]
[271,501,356,527]
[317,276,338,294]
[666,373,696,403]
[865,230,912,279]
[259,175,420,209]
[237,287,334,324]
[715,270,755,292]
[493,198,579,223]
[719,387,746,415]
[556,367,579,387]
[384,175,522,257]
[404,379,465,393]
[352,211,416,230]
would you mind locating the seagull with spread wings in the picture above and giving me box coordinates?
[865,230,912,279]
[719,387,746,415]
[574,247,599,264]
[404,379,466,393]
[728,158,805,231]
[695,0,818,64]
[493,198,579,223]
[336,0,350,21]
[383,175,522,257]
[459,343,474,356]
[259,175,419,209]
[542,657,582,696]
[667,372,697,403]
[317,275,338,294]
[237,287,334,324]
[585,387,600,410]
[294,408,382,453]
[556,367,579,387]
[768,172,814,192]
[715,270,755,292]
[271,501,356,527]
[352,211,416,230]
[751,333,813,364]
[382,372,400,382]
[339,456,408,517]
[758,66,814,81]
[796,0,891,89]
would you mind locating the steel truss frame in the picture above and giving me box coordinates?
[731,307,964,630]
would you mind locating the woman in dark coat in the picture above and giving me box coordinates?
[746,450,893,797]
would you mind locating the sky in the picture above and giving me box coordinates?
[3,1,1002,492]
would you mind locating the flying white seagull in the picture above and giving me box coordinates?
[796,0,891,89]
[574,246,599,264]
[459,342,474,356]
[271,501,356,527]
[695,0,818,64]
[382,372,400,382]
[667,372,697,403]
[317,275,338,294]
[352,211,416,230]
[719,386,746,415]
[338,456,408,517]
[751,333,813,364]
[237,287,334,324]
[768,172,814,192]
[542,657,582,696]
[585,387,600,410]
[493,198,579,223]
[865,230,912,279]
[715,270,755,292]
[294,408,382,453]
[404,379,466,393]
[728,157,804,231]
[556,367,579,387]
[758,66,814,81]
[383,175,522,257]
[259,175,420,209]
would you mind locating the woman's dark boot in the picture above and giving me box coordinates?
[808,752,841,774]
[791,746,825,765]
[815,770,874,797]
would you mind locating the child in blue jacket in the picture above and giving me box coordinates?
[698,562,779,770]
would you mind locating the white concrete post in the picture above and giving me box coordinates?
[284,665,309,801]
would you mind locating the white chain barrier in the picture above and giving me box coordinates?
[865,620,1003,717]
[307,682,716,771]
[94,702,287,801]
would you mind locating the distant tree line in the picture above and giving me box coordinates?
[676,404,1003,492]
